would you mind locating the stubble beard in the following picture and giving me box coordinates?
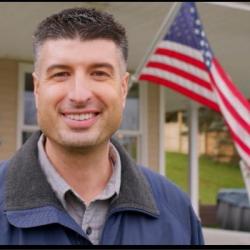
[38,113,121,152]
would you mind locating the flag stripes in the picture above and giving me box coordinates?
[209,61,250,164]
[149,53,210,83]
[140,73,220,112]
[140,41,220,111]
[159,41,203,61]
[147,62,212,90]
[155,48,206,70]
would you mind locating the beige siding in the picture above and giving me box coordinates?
[164,122,181,152]
[0,59,18,160]
[147,83,160,172]
[165,121,209,155]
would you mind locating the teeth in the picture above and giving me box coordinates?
[66,113,95,121]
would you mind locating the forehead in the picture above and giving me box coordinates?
[36,38,124,71]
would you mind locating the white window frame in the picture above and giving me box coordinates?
[17,63,38,149]
[116,83,148,165]
[139,83,148,165]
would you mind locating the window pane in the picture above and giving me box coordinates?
[120,84,139,130]
[24,73,37,125]
[22,131,34,144]
[114,133,138,161]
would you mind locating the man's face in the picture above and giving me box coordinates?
[33,38,129,151]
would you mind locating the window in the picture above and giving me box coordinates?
[120,84,139,131]
[114,83,142,162]
[17,64,38,147]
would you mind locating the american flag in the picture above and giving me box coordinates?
[138,2,250,168]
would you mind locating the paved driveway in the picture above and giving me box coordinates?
[203,227,250,245]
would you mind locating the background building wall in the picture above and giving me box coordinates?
[0,59,18,160]
[165,119,236,162]
[164,122,204,154]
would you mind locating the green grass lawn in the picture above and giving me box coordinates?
[165,152,245,205]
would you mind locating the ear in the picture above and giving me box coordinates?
[32,72,40,109]
[121,72,129,109]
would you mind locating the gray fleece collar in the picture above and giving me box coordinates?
[5,131,159,217]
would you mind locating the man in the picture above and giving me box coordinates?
[0,7,204,245]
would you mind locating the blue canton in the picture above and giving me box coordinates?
[164,2,214,68]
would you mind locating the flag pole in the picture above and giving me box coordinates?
[188,101,199,216]
[130,2,182,88]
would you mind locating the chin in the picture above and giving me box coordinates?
[55,131,107,149]
[42,121,119,149]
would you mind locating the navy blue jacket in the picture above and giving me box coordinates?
[0,131,204,245]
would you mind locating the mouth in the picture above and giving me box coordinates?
[61,111,100,129]
[64,113,97,121]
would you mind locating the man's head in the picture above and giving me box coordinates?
[32,7,129,152]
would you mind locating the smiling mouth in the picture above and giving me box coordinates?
[63,112,98,121]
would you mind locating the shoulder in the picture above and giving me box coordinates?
[138,165,195,226]
[139,165,190,205]
[138,166,204,244]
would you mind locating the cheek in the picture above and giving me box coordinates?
[37,85,66,110]
[96,84,124,109]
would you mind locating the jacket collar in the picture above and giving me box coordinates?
[5,131,159,229]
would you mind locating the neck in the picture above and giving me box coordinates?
[44,138,113,204]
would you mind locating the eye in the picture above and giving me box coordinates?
[51,72,70,81]
[91,71,110,80]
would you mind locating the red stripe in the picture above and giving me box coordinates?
[146,61,212,90]
[208,71,250,132]
[209,60,250,165]
[221,92,250,132]
[139,74,220,112]
[232,134,250,156]
[208,62,250,132]
[226,122,250,156]
[213,58,250,113]
[155,48,206,71]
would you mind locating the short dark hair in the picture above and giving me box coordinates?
[33,7,128,66]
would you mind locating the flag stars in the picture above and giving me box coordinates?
[165,2,214,54]
[205,60,211,67]
[205,51,212,58]
[195,19,201,25]
[164,3,214,69]
[194,29,200,35]
[200,40,205,46]
[190,7,195,13]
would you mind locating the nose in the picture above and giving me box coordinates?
[68,73,93,105]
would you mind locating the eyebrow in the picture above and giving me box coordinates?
[46,64,70,74]
[90,63,115,74]
[46,63,115,74]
